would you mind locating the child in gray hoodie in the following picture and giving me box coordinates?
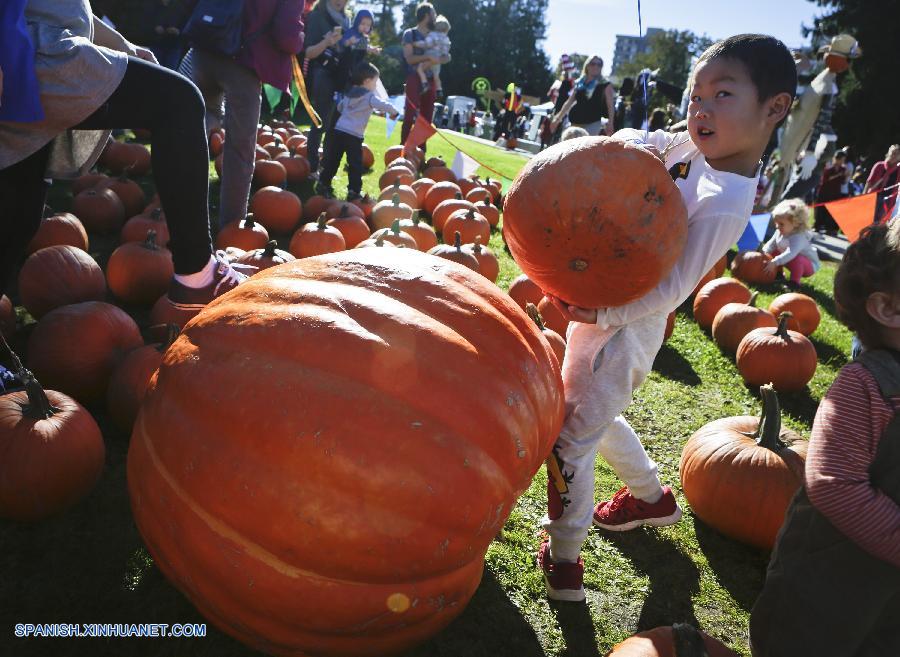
[316,62,399,200]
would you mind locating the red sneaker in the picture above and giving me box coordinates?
[537,541,585,602]
[592,485,682,531]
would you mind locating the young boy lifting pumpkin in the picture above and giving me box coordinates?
[749,221,900,656]
[538,34,797,601]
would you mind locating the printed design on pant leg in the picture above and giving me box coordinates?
[668,160,691,181]
[546,445,574,520]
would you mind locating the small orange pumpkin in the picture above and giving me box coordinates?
[378,180,418,209]
[250,186,303,234]
[72,187,126,233]
[537,295,569,337]
[692,277,751,330]
[736,312,817,392]
[252,159,287,188]
[423,181,463,216]
[526,302,566,366]
[326,205,371,249]
[215,215,270,251]
[711,292,778,354]
[431,194,475,232]
[371,219,418,249]
[426,231,479,270]
[461,236,499,283]
[121,207,170,246]
[767,292,820,336]
[731,250,777,285]
[370,194,413,231]
[18,245,106,318]
[508,274,544,311]
[289,213,346,258]
[106,230,175,306]
[235,241,296,272]
[443,208,491,246]
[27,212,89,254]
[398,211,438,251]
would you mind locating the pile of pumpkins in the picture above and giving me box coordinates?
[691,249,820,393]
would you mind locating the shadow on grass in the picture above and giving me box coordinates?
[744,382,820,426]
[549,600,601,657]
[809,336,849,369]
[596,528,701,630]
[652,343,702,387]
[405,568,545,657]
[693,517,769,612]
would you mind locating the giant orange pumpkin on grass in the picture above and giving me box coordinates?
[127,248,564,657]
[679,384,808,550]
[503,137,687,308]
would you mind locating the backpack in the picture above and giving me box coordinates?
[183,0,244,56]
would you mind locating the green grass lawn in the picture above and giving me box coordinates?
[0,121,852,657]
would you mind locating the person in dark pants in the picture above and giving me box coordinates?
[749,222,900,656]
[316,62,398,200]
[0,0,248,307]
[301,0,350,180]
[400,2,449,146]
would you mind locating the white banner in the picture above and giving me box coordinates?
[451,150,480,180]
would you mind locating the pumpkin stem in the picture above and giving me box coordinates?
[525,303,546,331]
[338,204,350,218]
[473,235,483,254]
[671,623,709,657]
[150,207,163,221]
[243,214,256,229]
[775,312,793,339]
[0,332,59,420]
[466,209,475,221]
[412,209,421,226]
[374,235,385,247]
[390,218,402,236]
[263,240,278,256]
[143,229,158,250]
[753,383,786,451]
[317,212,328,230]
[747,291,758,307]
[453,231,463,251]
[454,192,463,200]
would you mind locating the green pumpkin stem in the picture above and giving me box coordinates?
[753,383,786,451]
[263,240,278,256]
[775,311,793,339]
[317,212,328,230]
[453,231,463,252]
[411,210,421,226]
[0,332,59,420]
[747,291,758,307]
[390,218,402,236]
[525,303,546,331]
[374,235,386,247]
[392,193,400,207]
[454,192,463,200]
[671,623,708,657]
[466,209,475,221]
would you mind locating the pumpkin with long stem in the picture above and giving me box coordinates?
[427,231,479,270]
[18,245,106,318]
[711,291,777,354]
[0,335,105,521]
[536,295,569,337]
[106,230,175,306]
[736,312,817,392]
[289,212,346,258]
[679,384,808,549]
[127,247,564,656]
[526,302,566,365]
[476,198,500,228]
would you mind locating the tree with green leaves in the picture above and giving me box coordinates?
[616,29,713,99]
[398,0,553,100]
[805,0,900,161]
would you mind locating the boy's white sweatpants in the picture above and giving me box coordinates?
[542,312,668,555]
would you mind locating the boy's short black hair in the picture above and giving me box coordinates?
[834,222,900,350]
[697,34,797,102]
[351,62,379,86]
[415,2,435,22]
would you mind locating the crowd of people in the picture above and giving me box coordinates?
[1,3,898,656]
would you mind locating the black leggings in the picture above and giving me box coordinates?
[0,56,213,294]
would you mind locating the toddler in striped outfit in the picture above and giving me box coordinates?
[749,220,900,656]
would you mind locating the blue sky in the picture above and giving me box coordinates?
[544,0,827,75]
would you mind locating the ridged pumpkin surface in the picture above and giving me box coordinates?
[127,248,564,657]
[503,137,687,308]
[679,386,807,550]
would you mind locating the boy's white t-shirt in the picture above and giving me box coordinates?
[594,128,760,329]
